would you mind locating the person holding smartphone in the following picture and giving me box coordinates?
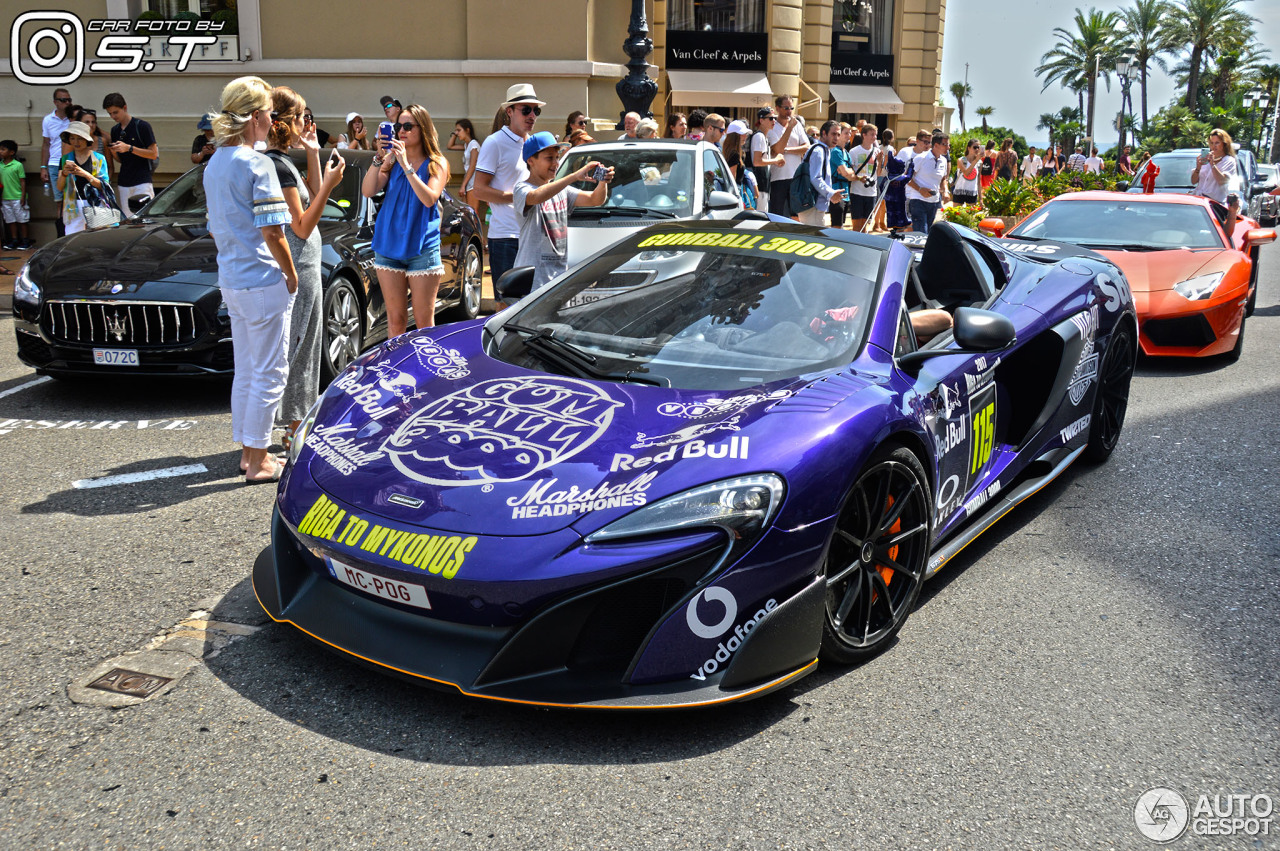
[512,131,612,292]
[1193,128,1237,205]
[203,76,299,483]
[362,103,450,335]
[265,86,346,446]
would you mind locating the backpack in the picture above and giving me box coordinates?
[996,153,1013,181]
[980,154,994,177]
[789,144,825,214]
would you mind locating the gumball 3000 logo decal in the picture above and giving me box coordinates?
[380,377,623,487]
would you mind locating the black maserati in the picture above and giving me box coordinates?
[11,149,484,382]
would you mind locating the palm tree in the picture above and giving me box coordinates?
[1037,112,1059,148]
[1119,0,1176,131]
[975,106,995,132]
[949,81,973,133]
[1162,0,1255,112]
[1036,8,1121,147]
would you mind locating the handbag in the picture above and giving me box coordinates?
[81,181,123,229]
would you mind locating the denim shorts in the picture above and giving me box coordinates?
[373,244,443,277]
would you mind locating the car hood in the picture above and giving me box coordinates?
[1095,248,1226,292]
[30,217,219,290]
[301,325,841,538]
[565,216,678,268]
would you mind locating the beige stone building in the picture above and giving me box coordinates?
[2,0,945,231]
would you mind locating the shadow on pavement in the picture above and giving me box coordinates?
[22,451,248,515]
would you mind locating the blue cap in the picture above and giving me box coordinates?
[197,115,213,131]
[522,131,564,162]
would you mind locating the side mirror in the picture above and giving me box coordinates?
[1115,180,1131,192]
[953,307,1017,350]
[1243,227,1277,248]
[496,266,535,299]
[896,307,1016,372]
[706,190,740,211]
[978,217,1005,237]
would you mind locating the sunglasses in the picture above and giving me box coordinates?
[518,105,541,117]
[574,119,587,126]
[397,122,418,132]
[55,97,72,103]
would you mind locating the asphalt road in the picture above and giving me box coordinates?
[0,259,1277,849]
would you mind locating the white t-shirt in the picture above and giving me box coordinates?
[897,145,920,165]
[766,119,810,181]
[848,144,878,197]
[1084,156,1104,174]
[906,151,947,202]
[42,111,69,167]
[1195,155,1237,205]
[463,138,481,191]
[474,126,529,239]
[513,180,582,289]
[749,131,771,173]
[1021,154,1042,179]
[955,156,980,194]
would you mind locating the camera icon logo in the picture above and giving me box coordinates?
[10,12,85,85]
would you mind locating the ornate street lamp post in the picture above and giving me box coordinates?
[1115,46,1138,152]
[615,0,658,129]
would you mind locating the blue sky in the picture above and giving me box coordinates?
[940,0,1280,146]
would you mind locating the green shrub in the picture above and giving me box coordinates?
[981,178,1041,217]
[942,204,990,230]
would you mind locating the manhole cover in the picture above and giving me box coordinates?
[87,668,173,698]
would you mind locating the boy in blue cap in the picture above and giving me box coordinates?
[512,130,612,291]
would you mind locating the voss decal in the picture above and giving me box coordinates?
[412,337,470,381]
[1068,306,1100,406]
[381,377,623,487]
[658,389,790,419]
[632,416,741,449]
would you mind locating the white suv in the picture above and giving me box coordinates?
[556,139,744,268]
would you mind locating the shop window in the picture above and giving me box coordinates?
[669,0,765,33]
[832,0,893,54]
[137,0,238,32]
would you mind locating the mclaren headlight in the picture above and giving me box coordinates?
[13,263,40,306]
[1174,272,1224,300]
[287,396,323,464]
[585,474,785,547]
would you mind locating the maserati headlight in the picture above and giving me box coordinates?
[585,474,785,544]
[13,263,40,306]
[1174,272,1224,300]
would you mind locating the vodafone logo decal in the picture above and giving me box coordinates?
[686,587,737,639]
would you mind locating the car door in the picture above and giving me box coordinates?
[700,147,743,221]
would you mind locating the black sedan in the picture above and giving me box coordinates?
[11,150,484,382]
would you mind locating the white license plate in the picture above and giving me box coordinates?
[327,558,432,610]
[93,348,139,366]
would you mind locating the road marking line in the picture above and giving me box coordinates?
[73,463,209,489]
[0,376,51,400]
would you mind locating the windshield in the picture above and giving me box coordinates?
[143,154,364,221]
[1147,153,1244,192]
[488,229,885,391]
[557,147,696,218]
[1014,199,1225,249]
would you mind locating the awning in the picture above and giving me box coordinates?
[667,70,773,109]
[829,84,904,115]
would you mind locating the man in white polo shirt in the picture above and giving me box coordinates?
[905,132,949,235]
[766,95,810,219]
[473,83,544,284]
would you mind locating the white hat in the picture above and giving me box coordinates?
[346,112,362,124]
[726,119,750,136]
[60,121,93,144]
[501,83,545,108]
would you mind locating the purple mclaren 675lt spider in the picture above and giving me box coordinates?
[255,218,1138,709]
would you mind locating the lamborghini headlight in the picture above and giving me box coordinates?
[585,474,785,545]
[1174,272,1224,300]
[13,263,40,306]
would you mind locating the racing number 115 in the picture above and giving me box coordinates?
[971,402,995,475]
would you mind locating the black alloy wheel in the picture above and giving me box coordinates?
[1085,323,1136,461]
[451,241,483,321]
[321,278,363,383]
[820,445,931,664]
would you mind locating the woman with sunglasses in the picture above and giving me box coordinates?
[952,139,982,206]
[362,103,450,336]
[750,109,783,213]
[563,111,587,141]
[265,86,346,448]
[203,76,299,484]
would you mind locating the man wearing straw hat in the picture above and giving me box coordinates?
[473,83,545,285]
